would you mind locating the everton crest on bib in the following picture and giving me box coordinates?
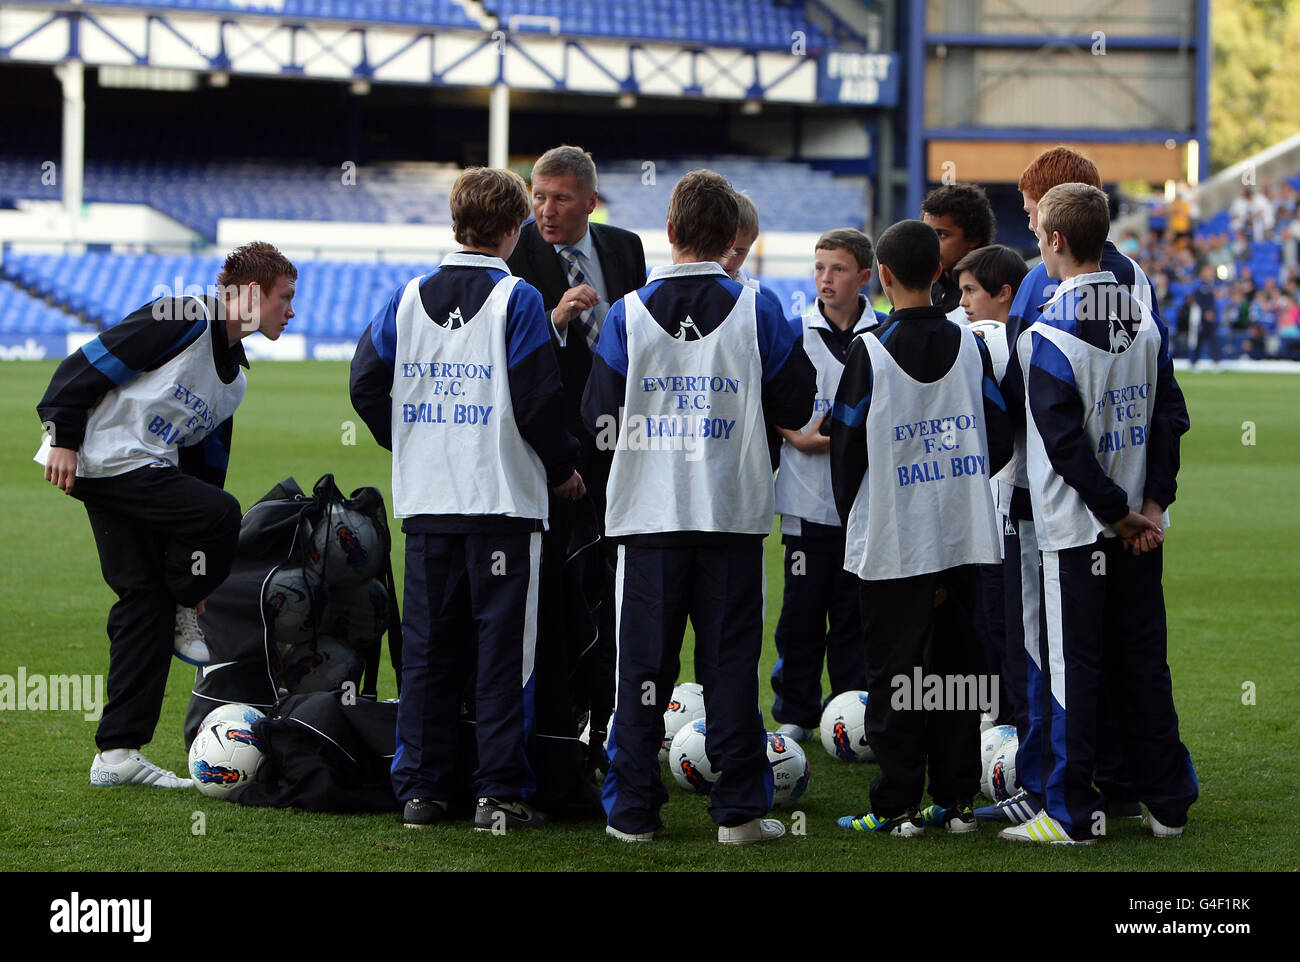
[390,256,547,521]
[1018,293,1161,552]
[605,285,772,537]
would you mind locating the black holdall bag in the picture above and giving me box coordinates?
[183,474,402,750]
[230,691,401,813]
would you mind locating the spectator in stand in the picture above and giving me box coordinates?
[1248,187,1276,244]
[1187,264,1221,367]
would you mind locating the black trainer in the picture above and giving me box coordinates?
[403,797,448,828]
[473,797,548,832]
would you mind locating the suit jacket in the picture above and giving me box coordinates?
[507,220,647,499]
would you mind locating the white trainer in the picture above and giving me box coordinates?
[1142,810,1185,838]
[718,818,786,845]
[775,723,815,742]
[173,606,211,666]
[605,824,655,843]
[998,810,1095,845]
[90,751,193,788]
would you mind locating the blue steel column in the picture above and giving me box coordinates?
[1195,0,1210,182]
[905,0,925,219]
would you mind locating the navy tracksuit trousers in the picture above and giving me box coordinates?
[860,566,984,818]
[1039,537,1198,839]
[604,540,773,834]
[770,526,866,729]
[73,464,242,752]
[391,531,540,805]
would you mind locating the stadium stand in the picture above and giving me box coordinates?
[482,0,831,49]
[79,0,482,31]
[0,276,91,336]
[2,251,428,337]
[0,156,866,238]
[23,0,844,46]
[599,157,866,233]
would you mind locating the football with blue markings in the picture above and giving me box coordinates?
[200,703,267,732]
[766,732,811,807]
[188,719,265,799]
[661,681,706,762]
[980,724,1017,800]
[819,690,875,762]
[307,505,386,588]
[669,718,716,794]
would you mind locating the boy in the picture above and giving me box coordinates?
[828,219,1011,837]
[582,169,815,844]
[980,146,1180,827]
[920,184,997,325]
[769,228,886,742]
[720,190,791,318]
[954,244,1029,336]
[1000,183,1197,844]
[952,243,1028,725]
[350,167,584,832]
[37,241,297,788]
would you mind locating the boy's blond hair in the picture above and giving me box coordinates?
[1038,183,1110,264]
[734,191,760,238]
[450,167,531,249]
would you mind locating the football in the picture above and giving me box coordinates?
[262,564,326,647]
[988,736,1020,802]
[278,638,362,693]
[189,718,265,799]
[980,723,1017,798]
[668,718,716,794]
[968,319,1010,382]
[766,732,811,807]
[819,690,874,762]
[661,681,706,762]
[200,703,267,732]
[318,578,389,649]
[307,504,386,588]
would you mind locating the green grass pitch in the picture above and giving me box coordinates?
[1,362,1296,872]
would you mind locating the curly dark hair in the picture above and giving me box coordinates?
[920,183,996,249]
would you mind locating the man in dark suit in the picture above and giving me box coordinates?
[507,146,647,797]
[508,145,648,509]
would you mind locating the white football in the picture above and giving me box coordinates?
[969,319,1010,382]
[819,690,874,762]
[200,703,267,732]
[766,732,810,807]
[668,718,716,794]
[661,682,706,762]
[279,638,361,693]
[189,718,265,799]
[988,736,1020,802]
[980,724,1017,799]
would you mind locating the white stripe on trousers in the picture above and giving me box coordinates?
[521,530,542,688]
[1040,549,1067,711]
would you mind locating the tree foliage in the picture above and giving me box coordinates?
[1211,0,1300,171]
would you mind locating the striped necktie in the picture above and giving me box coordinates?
[559,246,600,347]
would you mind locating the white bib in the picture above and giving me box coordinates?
[390,268,547,521]
[40,309,246,478]
[774,311,865,532]
[843,326,1000,580]
[1018,295,1160,552]
[604,285,773,537]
